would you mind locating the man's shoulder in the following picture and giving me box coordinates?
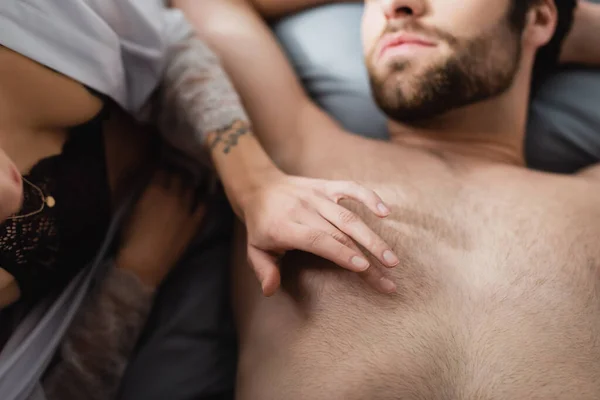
[516,167,600,209]
[522,166,600,191]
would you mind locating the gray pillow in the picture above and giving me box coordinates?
[273,3,600,173]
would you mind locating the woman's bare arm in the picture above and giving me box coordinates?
[152,32,293,216]
[172,0,345,175]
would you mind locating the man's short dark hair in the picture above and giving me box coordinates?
[510,0,577,88]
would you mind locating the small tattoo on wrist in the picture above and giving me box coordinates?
[208,120,251,154]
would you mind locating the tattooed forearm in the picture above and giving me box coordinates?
[153,34,251,167]
[208,119,252,154]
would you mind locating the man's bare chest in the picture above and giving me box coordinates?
[241,146,600,400]
[252,169,600,400]
[298,150,600,311]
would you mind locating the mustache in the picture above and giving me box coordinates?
[380,20,458,46]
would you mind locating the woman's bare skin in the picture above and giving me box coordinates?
[0,46,155,307]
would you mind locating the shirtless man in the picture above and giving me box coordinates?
[222,0,600,398]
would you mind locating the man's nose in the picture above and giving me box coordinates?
[379,0,426,20]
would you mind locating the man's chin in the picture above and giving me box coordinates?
[372,85,432,122]
[378,98,454,125]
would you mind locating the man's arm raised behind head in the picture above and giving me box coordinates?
[172,0,346,175]
[247,0,359,20]
[561,1,600,65]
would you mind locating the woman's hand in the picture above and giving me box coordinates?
[116,170,206,288]
[0,268,20,309]
[237,169,399,297]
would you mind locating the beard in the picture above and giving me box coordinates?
[367,17,522,124]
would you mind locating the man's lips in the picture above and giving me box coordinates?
[378,33,436,59]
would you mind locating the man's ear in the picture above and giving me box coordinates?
[523,0,558,49]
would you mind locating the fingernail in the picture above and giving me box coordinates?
[383,250,400,266]
[351,256,370,271]
[377,203,390,216]
[380,278,397,293]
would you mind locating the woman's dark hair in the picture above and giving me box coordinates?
[510,0,577,88]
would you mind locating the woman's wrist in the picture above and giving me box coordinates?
[227,162,285,222]
[114,253,165,290]
[210,124,285,220]
[221,158,285,222]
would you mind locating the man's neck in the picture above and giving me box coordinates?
[389,84,530,168]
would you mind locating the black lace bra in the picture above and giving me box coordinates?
[0,106,111,304]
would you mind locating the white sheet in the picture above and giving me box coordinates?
[0,0,191,117]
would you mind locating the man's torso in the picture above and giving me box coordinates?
[233,134,600,400]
